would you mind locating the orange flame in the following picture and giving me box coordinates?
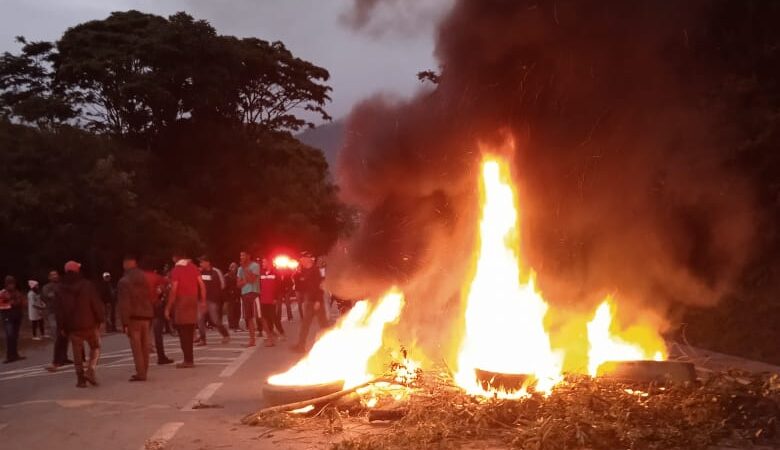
[587,297,666,376]
[454,155,562,397]
[267,289,404,389]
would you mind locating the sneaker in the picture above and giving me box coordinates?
[221,336,230,345]
[43,334,51,338]
[63,359,74,365]
[246,340,256,348]
[129,374,146,382]
[3,356,26,364]
[32,336,42,341]
[45,364,61,372]
[195,340,207,347]
[277,334,287,342]
[76,379,87,388]
[157,357,174,365]
[176,362,195,369]
[263,339,275,347]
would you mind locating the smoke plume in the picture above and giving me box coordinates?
[328,0,757,360]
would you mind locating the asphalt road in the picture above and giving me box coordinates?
[0,315,339,450]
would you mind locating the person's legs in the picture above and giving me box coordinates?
[260,303,276,346]
[208,301,229,338]
[196,305,207,344]
[241,296,257,346]
[177,324,195,364]
[273,300,285,336]
[295,300,314,351]
[153,306,169,362]
[227,300,240,330]
[127,320,144,378]
[137,320,150,378]
[31,319,39,338]
[4,315,22,360]
[70,333,86,386]
[283,293,293,321]
[84,328,101,385]
[53,324,70,365]
[315,300,329,329]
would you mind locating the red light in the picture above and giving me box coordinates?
[273,255,299,270]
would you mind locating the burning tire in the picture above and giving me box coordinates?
[262,380,345,407]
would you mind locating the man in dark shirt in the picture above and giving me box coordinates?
[1,275,26,363]
[223,262,241,332]
[59,261,104,387]
[98,272,118,332]
[197,256,230,345]
[118,255,155,381]
[44,270,73,371]
[291,252,328,353]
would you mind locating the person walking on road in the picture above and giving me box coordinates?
[118,255,155,381]
[1,275,26,363]
[165,252,205,368]
[43,270,72,371]
[98,272,118,332]
[291,253,328,353]
[223,262,242,332]
[197,256,230,346]
[59,261,104,387]
[237,251,260,347]
[143,266,173,365]
[27,280,46,340]
[260,258,285,346]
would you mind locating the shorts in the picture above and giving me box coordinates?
[259,303,276,320]
[241,293,258,320]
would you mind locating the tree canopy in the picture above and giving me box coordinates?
[0,10,347,279]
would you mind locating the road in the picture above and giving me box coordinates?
[0,318,337,450]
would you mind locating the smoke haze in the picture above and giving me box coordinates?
[329,0,757,362]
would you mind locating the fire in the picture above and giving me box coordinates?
[267,289,404,389]
[587,298,666,377]
[454,156,562,398]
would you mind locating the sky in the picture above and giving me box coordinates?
[0,0,446,121]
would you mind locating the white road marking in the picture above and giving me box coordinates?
[182,382,223,411]
[219,345,257,378]
[141,421,183,450]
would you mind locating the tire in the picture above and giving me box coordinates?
[262,380,345,407]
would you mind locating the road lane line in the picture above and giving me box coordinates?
[141,421,183,450]
[182,382,223,411]
[219,345,257,378]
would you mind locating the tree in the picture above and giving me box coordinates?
[0,119,198,278]
[0,37,77,128]
[53,10,331,138]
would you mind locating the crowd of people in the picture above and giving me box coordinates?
[0,250,332,388]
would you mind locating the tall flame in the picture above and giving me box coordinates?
[268,289,404,389]
[587,297,666,376]
[454,156,562,397]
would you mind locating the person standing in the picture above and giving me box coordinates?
[98,272,117,332]
[223,262,242,332]
[291,253,328,353]
[197,256,230,346]
[237,251,260,347]
[143,266,173,365]
[0,276,26,363]
[59,261,104,387]
[27,280,46,340]
[117,255,154,381]
[165,252,204,368]
[260,258,285,346]
[43,270,72,371]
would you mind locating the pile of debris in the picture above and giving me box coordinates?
[244,368,780,450]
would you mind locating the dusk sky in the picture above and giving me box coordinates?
[0,0,449,122]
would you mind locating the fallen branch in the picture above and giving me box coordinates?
[243,377,392,424]
[367,408,408,422]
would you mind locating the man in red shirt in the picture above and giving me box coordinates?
[165,251,205,368]
[259,258,285,346]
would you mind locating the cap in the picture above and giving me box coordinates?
[28,280,39,289]
[64,260,81,273]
